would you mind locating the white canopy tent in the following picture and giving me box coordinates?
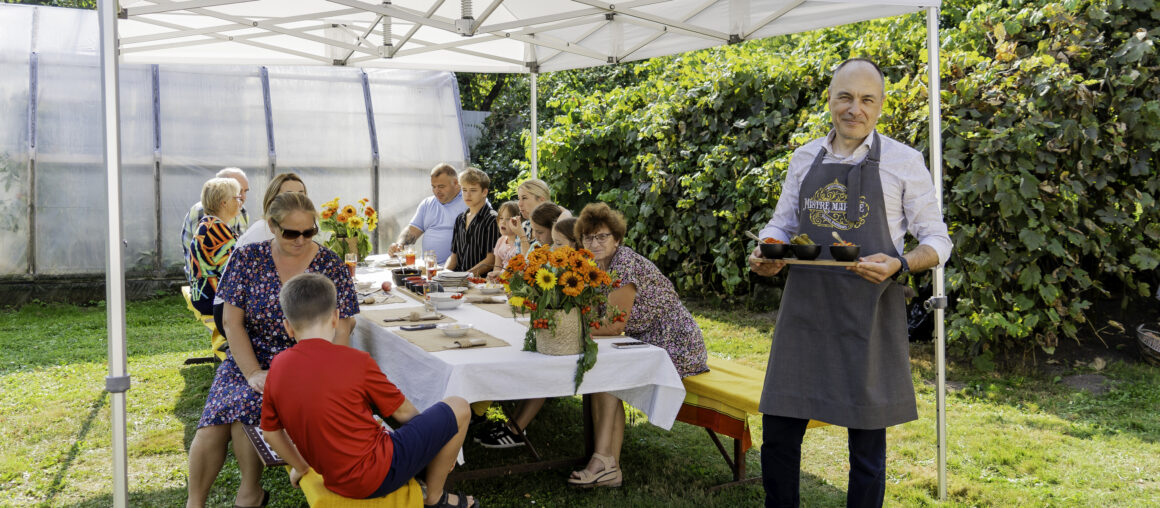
[97,0,947,505]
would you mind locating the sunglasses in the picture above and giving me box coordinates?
[274,223,319,240]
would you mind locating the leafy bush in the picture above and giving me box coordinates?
[470,0,1160,356]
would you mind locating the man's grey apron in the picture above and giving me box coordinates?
[759,134,916,429]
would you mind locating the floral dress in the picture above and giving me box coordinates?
[198,240,359,428]
[608,246,708,378]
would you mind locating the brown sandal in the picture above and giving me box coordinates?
[567,453,622,488]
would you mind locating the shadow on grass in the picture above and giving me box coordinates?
[43,392,108,506]
[910,343,1160,445]
[0,295,211,374]
[178,363,218,449]
[60,487,190,508]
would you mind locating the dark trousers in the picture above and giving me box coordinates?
[761,414,886,508]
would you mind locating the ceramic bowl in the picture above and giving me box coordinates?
[426,292,459,302]
[759,242,789,259]
[438,323,473,337]
[477,283,505,294]
[432,299,463,311]
[829,245,861,262]
[355,280,374,292]
[790,244,822,260]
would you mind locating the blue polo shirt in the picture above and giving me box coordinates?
[409,192,467,264]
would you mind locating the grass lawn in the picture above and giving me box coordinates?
[1,296,1158,507]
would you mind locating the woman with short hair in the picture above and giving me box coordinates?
[186,192,359,508]
[568,202,709,488]
[188,177,243,316]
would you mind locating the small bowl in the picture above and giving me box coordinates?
[355,280,374,292]
[829,245,861,262]
[790,244,822,260]
[426,292,458,302]
[759,242,789,259]
[438,323,473,337]
[432,299,463,311]
[477,283,505,294]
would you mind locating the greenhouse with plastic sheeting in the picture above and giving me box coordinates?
[0,4,469,304]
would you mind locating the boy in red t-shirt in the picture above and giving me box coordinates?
[261,273,477,508]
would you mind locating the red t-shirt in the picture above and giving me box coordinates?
[260,338,406,498]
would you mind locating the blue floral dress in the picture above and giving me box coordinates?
[198,240,359,428]
[608,245,709,378]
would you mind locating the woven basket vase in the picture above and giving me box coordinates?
[536,308,583,355]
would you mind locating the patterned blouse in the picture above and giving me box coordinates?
[493,236,519,272]
[198,241,359,428]
[607,246,708,378]
[187,215,237,314]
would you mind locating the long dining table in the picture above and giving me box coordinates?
[348,265,687,473]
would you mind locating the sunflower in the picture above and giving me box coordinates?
[535,269,557,290]
[367,214,378,231]
[341,205,357,217]
[336,212,350,223]
[364,205,376,218]
[559,271,584,297]
[568,255,589,273]
[509,296,525,308]
[507,254,526,272]
[321,209,335,220]
[348,216,365,230]
[584,268,603,286]
[323,197,340,210]
[527,247,549,267]
[577,248,594,258]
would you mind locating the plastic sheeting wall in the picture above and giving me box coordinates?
[0,4,469,278]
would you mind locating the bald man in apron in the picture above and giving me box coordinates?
[749,59,953,508]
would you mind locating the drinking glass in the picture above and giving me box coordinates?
[424,250,438,279]
[404,245,416,268]
[345,253,357,278]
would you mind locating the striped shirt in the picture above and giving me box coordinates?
[450,203,500,272]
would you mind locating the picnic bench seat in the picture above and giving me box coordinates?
[180,285,227,363]
[295,467,423,508]
[676,356,827,490]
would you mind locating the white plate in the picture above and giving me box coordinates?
[439,286,469,293]
[439,271,472,278]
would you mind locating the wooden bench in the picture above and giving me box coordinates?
[295,467,423,508]
[180,286,227,364]
[676,357,827,490]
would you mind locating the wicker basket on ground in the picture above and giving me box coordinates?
[1137,323,1160,366]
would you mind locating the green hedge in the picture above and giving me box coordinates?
[471,0,1159,355]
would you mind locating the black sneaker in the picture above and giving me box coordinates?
[476,423,526,449]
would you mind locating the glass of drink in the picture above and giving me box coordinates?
[345,253,357,278]
[404,245,416,267]
[425,250,438,279]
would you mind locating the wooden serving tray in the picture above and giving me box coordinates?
[754,257,857,267]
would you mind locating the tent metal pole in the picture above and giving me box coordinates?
[926,6,947,502]
[530,71,538,178]
[97,1,130,507]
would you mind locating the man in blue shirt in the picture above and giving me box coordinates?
[388,164,466,264]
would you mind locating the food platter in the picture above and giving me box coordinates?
[753,257,857,267]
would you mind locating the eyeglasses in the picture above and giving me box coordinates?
[273,223,319,240]
[234,196,244,203]
[582,232,613,245]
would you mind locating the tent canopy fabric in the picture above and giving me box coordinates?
[118,0,938,73]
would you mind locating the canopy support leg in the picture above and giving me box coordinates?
[530,71,538,178]
[98,1,130,507]
[926,6,947,502]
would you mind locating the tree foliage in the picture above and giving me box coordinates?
[469,0,1160,356]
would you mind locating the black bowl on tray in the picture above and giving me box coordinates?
[829,245,861,262]
[759,242,790,259]
[393,267,421,286]
[790,244,822,260]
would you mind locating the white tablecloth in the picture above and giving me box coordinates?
[350,268,686,430]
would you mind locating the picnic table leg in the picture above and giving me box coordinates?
[582,394,594,457]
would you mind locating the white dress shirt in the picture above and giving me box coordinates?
[759,130,953,265]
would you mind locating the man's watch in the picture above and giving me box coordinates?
[895,255,910,278]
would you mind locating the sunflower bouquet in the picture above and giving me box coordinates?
[498,244,625,391]
[319,197,378,261]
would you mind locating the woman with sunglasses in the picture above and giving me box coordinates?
[187,192,359,508]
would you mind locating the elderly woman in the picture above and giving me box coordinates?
[213,173,307,335]
[188,177,243,316]
[186,192,358,508]
[571,202,709,487]
[514,178,550,255]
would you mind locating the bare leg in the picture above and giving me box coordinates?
[511,398,546,431]
[573,392,625,477]
[230,422,267,507]
[186,424,231,508]
[424,396,474,507]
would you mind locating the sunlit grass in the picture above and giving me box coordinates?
[1,297,1158,506]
